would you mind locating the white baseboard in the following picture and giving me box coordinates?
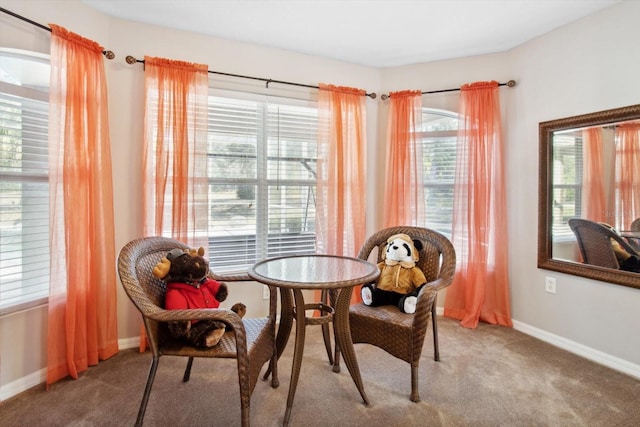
[436,306,640,380]
[0,368,46,401]
[1,337,142,402]
[118,336,142,350]
[511,319,640,380]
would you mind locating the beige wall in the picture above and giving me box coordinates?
[380,0,640,372]
[1,0,639,400]
[507,1,640,366]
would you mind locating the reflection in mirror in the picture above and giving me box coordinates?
[538,104,640,289]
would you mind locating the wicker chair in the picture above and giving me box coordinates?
[117,236,278,427]
[627,217,640,252]
[568,218,639,268]
[336,226,456,402]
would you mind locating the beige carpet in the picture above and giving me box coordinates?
[2,316,640,426]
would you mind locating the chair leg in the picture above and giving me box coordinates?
[183,357,194,382]
[410,365,420,402]
[262,288,293,381]
[136,357,159,427]
[432,295,440,362]
[238,365,251,427]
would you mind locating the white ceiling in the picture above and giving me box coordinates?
[81,0,622,68]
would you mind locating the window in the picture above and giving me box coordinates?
[0,49,50,313]
[420,109,459,238]
[551,132,583,238]
[207,91,317,272]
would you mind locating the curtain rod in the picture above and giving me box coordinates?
[380,80,516,100]
[0,7,115,59]
[125,55,377,99]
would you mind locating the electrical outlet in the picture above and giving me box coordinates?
[545,276,557,294]
[262,285,269,300]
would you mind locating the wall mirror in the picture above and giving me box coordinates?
[538,104,640,289]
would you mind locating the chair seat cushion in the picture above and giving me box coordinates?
[349,303,415,362]
[350,303,414,326]
[160,317,272,358]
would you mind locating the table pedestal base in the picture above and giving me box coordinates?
[282,288,369,426]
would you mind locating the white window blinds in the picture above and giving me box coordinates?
[420,109,458,238]
[0,84,50,312]
[207,92,317,272]
[551,133,583,238]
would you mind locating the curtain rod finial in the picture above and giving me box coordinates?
[507,79,516,87]
[126,55,138,65]
[381,94,389,101]
[369,92,377,99]
[103,50,115,60]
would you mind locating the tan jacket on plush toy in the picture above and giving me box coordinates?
[376,233,427,295]
[361,233,428,314]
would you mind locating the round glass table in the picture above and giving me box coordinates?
[249,254,380,426]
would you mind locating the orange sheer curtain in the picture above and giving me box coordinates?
[582,127,608,222]
[140,57,209,350]
[47,24,118,387]
[382,90,424,227]
[316,84,367,302]
[142,56,209,248]
[316,84,367,257]
[615,122,640,229]
[444,81,512,329]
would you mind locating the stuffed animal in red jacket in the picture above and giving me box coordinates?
[153,246,246,347]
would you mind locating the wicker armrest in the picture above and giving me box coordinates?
[210,271,252,282]
[148,307,245,330]
[413,286,437,319]
[422,277,449,292]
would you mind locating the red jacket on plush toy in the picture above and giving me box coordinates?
[153,247,245,347]
[165,277,225,311]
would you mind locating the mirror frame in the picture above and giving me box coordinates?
[538,104,640,289]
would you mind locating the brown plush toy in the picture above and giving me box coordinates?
[153,246,246,347]
[360,233,427,314]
